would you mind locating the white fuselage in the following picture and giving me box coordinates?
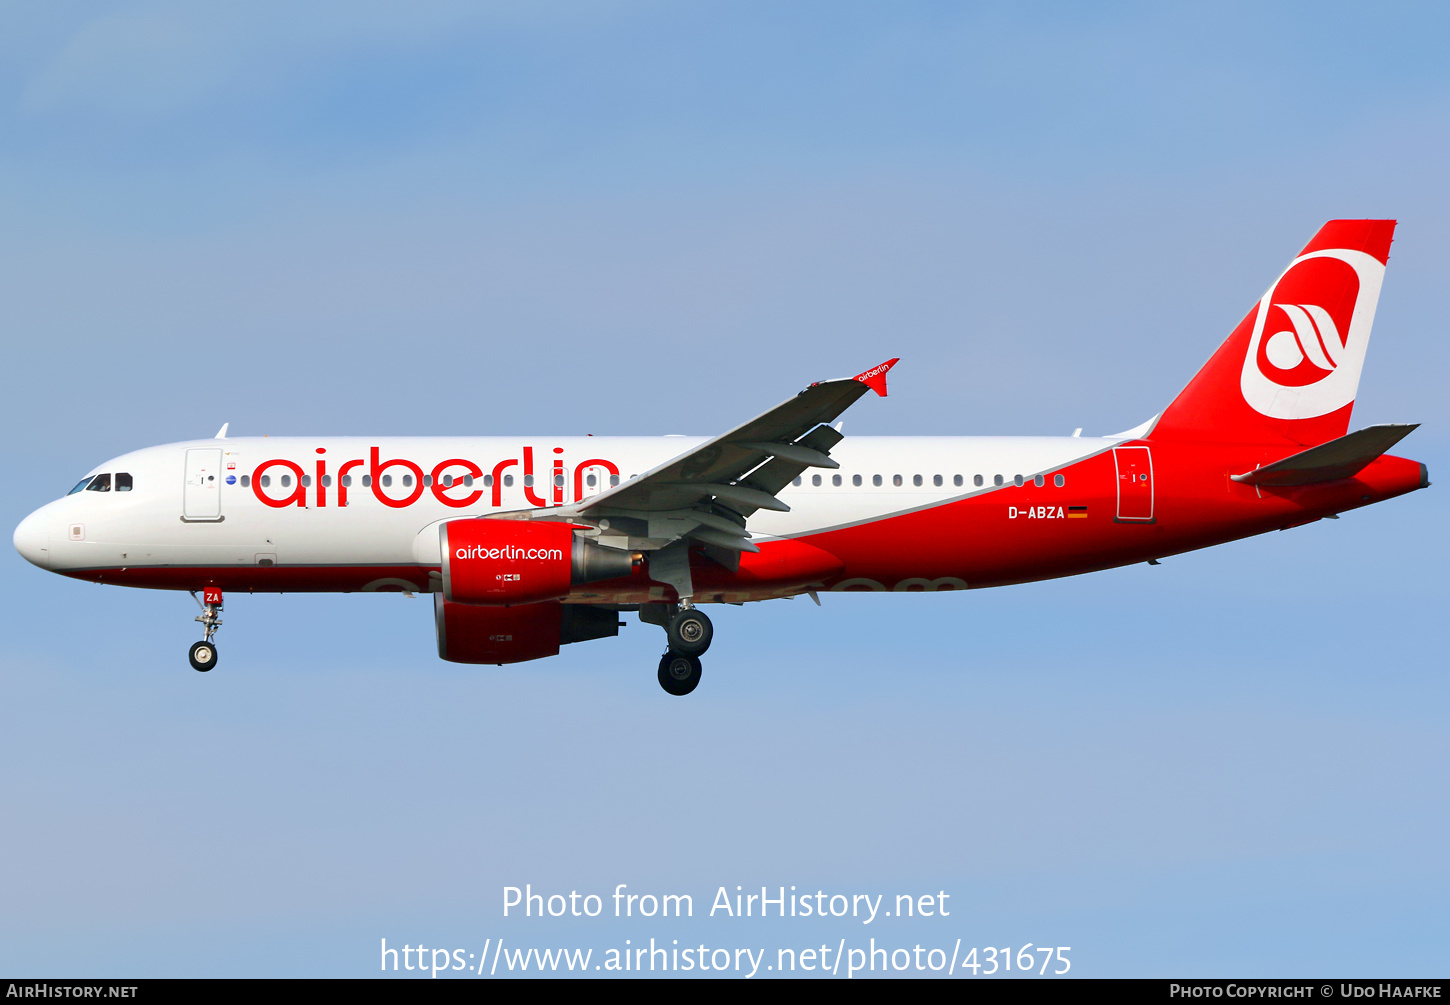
[17,434,1115,579]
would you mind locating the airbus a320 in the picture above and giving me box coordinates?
[13,220,1427,695]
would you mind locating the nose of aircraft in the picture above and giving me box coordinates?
[13,508,50,569]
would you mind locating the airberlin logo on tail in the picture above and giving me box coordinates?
[1240,248,1385,420]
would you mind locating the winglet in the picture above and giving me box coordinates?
[853,358,899,397]
[214,423,229,439]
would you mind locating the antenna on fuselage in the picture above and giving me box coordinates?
[214,423,229,439]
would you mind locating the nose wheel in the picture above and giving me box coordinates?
[189,588,223,673]
[189,640,218,672]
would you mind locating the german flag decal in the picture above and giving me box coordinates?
[1067,505,1089,519]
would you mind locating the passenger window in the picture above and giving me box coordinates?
[1054,474,1065,487]
[341,474,352,487]
[401,474,413,488]
[240,475,250,487]
[610,475,620,487]
[892,474,903,487]
[912,474,923,487]
[524,475,534,487]
[1034,475,1045,487]
[974,475,984,487]
[321,475,332,487]
[793,477,802,486]
[504,474,514,487]
[1014,475,1024,487]
[832,474,842,487]
[301,475,311,487]
[86,473,111,492]
[554,474,565,487]
[812,474,822,487]
[67,477,93,495]
[260,475,271,488]
[281,474,293,488]
[994,475,1004,486]
[586,474,596,487]
[484,474,494,487]
[954,475,963,487]
[464,475,475,487]
[872,474,882,487]
[422,475,432,487]
[933,474,943,487]
[362,475,373,487]
[442,474,454,487]
[853,474,862,487]
[116,472,133,491]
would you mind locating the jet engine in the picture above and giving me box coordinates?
[434,596,623,665]
[439,518,635,606]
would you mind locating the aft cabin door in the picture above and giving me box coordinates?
[1113,446,1154,522]
[183,448,223,521]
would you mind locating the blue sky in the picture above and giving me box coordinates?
[1,2,1447,977]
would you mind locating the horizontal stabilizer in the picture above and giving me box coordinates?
[1231,423,1418,486]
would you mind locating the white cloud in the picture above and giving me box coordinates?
[19,6,236,115]
[15,0,637,117]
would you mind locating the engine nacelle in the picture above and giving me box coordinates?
[440,518,634,606]
[434,596,624,665]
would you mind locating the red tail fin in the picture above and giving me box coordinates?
[1151,220,1395,446]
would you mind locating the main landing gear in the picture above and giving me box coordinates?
[189,588,223,672]
[646,604,713,696]
[658,652,702,696]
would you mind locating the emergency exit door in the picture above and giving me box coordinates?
[1113,446,1154,522]
[183,448,223,521]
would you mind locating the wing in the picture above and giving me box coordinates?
[554,358,898,595]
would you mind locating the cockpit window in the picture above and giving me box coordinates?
[86,473,112,492]
[67,477,94,495]
[116,472,133,492]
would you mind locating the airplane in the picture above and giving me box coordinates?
[12,219,1428,696]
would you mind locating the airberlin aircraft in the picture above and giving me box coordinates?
[12,220,1428,695]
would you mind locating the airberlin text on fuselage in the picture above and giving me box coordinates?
[249,446,620,510]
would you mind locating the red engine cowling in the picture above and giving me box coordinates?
[435,595,562,664]
[434,596,625,665]
[440,518,635,606]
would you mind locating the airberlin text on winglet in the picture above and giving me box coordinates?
[853,358,899,397]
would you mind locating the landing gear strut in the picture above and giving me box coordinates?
[189,588,223,672]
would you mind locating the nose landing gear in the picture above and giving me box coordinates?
[189,639,217,672]
[189,587,223,672]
